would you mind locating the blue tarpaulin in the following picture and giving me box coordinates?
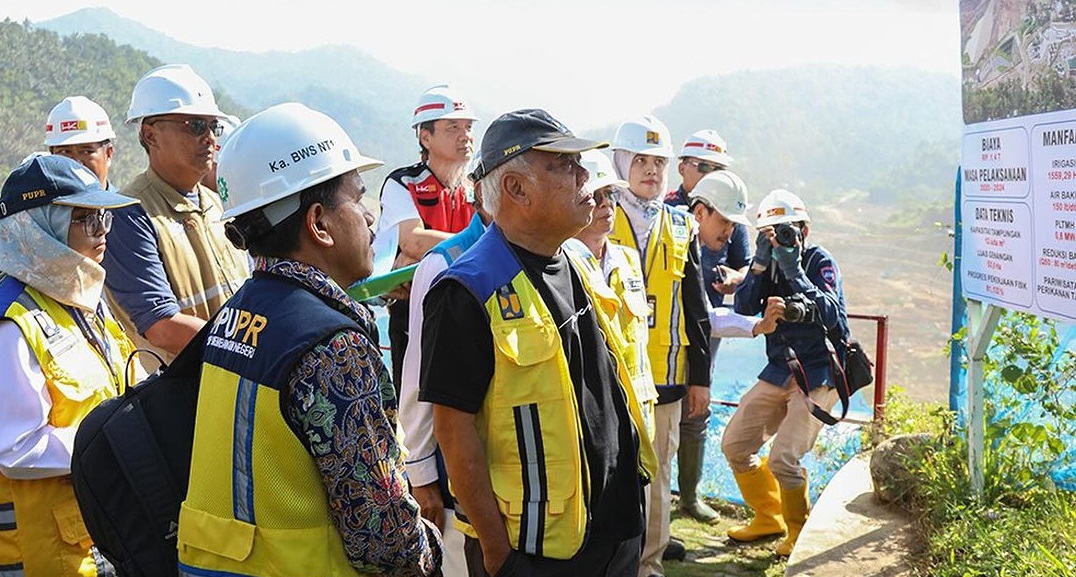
[377,308,871,505]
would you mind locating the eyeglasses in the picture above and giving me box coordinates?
[70,210,113,236]
[594,187,621,206]
[684,158,723,174]
[146,117,224,137]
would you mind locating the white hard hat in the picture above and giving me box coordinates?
[611,115,674,158]
[580,149,628,194]
[411,84,479,128]
[688,170,750,226]
[126,64,226,124]
[679,129,733,166]
[45,96,116,146]
[217,103,383,225]
[755,188,810,227]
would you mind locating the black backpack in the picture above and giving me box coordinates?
[71,322,211,577]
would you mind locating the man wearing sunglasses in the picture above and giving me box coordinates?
[662,129,752,525]
[102,64,250,370]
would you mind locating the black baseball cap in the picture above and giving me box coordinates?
[474,108,608,181]
[0,154,136,218]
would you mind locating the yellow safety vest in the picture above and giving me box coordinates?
[0,279,133,577]
[178,275,373,577]
[444,227,656,559]
[562,239,657,440]
[608,206,695,387]
[110,168,249,365]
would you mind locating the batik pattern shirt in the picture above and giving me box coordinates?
[266,257,442,576]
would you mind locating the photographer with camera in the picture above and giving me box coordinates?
[723,189,849,557]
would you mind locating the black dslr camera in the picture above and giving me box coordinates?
[774,223,802,248]
[782,293,816,323]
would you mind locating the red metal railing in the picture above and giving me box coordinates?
[849,313,889,426]
[715,313,890,428]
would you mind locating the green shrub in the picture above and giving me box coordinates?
[904,310,1076,575]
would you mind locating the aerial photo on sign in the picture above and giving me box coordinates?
[962,0,1076,124]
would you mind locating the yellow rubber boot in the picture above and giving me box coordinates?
[776,483,810,556]
[726,461,787,542]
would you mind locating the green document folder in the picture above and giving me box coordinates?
[346,264,419,302]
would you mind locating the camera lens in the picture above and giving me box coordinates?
[775,223,800,248]
[781,294,815,324]
[783,301,806,322]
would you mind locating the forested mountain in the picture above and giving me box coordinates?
[0,18,249,185]
[6,10,962,213]
[36,8,464,189]
[655,66,962,206]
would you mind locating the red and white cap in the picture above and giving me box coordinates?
[411,84,479,128]
[44,96,116,147]
[679,129,732,166]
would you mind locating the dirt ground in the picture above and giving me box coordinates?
[806,201,955,405]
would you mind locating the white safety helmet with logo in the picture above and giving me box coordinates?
[689,170,751,226]
[580,149,628,194]
[411,84,479,129]
[679,129,733,167]
[611,115,675,159]
[755,188,810,228]
[216,102,383,247]
[126,64,227,124]
[45,96,117,146]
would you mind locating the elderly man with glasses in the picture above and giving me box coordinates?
[422,110,657,577]
[102,64,250,370]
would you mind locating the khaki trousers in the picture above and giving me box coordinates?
[639,400,681,577]
[721,378,838,489]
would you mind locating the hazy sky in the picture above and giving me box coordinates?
[4,0,962,130]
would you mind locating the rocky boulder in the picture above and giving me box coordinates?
[870,433,935,507]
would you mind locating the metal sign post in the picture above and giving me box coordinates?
[965,298,1001,498]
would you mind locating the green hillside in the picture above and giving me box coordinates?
[35,7,482,188]
[654,66,962,208]
[6,12,962,215]
[0,18,249,186]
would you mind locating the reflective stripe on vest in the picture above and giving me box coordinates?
[179,276,369,577]
[609,206,694,387]
[442,225,656,559]
[0,503,13,531]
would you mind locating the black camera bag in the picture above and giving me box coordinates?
[786,325,875,426]
[842,338,874,392]
[71,319,213,577]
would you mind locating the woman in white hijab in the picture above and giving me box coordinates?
[0,154,139,577]
[609,115,714,577]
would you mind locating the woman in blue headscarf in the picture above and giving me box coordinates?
[0,154,140,576]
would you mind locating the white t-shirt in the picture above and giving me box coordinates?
[372,179,421,268]
[399,252,450,486]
